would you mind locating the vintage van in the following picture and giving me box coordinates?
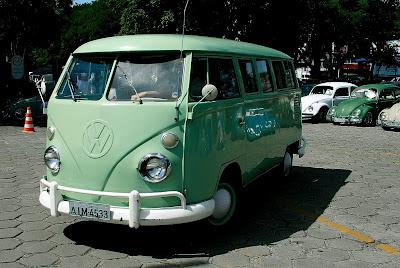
[39,34,305,228]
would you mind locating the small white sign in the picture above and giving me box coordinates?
[11,55,24,80]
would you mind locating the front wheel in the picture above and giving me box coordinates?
[14,107,26,121]
[313,107,328,123]
[208,182,239,226]
[362,111,375,127]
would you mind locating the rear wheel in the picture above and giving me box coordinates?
[209,181,240,226]
[279,149,293,178]
[362,111,375,127]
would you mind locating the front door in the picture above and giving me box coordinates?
[238,59,279,184]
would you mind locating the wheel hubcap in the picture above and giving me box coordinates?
[212,188,231,219]
[209,183,237,226]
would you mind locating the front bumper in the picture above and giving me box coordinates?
[302,113,315,119]
[333,116,362,124]
[39,178,215,229]
[381,120,400,128]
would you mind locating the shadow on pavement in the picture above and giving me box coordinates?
[64,166,351,258]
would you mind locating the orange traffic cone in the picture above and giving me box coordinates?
[22,107,35,133]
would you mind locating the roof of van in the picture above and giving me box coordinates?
[73,34,291,59]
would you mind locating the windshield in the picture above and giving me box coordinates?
[57,57,113,100]
[350,88,377,99]
[311,86,333,95]
[107,54,182,102]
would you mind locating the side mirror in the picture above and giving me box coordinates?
[40,80,47,96]
[187,84,218,120]
[201,84,218,101]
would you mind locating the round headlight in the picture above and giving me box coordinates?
[307,106,313,112]
[380,112,387,120]
[44,146,60,173]
[352,109,361,117]
[138,153,171,183]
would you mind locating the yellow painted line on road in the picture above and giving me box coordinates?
[286,202,400,256]
[376,244,400,256]
[315,215,375,244]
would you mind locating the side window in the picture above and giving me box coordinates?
[394,88,400,99]
[189,57,207,99]
[208,58,240,100]
[272,61,287,90]
[334,87,349,97]
[380,89,395,100]
[283,61,296,88]
[256,60,273,92]
[238,60,257,94]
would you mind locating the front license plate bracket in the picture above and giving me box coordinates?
[69,201,111,220]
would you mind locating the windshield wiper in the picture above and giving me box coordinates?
[117,65,143,104]
[66,70,77,102]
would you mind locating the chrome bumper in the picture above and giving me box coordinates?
[39,178,215,229]
[381,120,400,128]
[302,113,314,119]
[333,116,362,124]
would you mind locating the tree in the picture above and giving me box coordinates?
[60,0,125,58]
[0,0,72,106]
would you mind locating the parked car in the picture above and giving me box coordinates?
[2,95,46,121]
[1,74,54,122]
[301,82,357,122]
[329,83,400,126]
[378,102,400,130]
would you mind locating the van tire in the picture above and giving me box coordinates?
[279,149,293,178]
[208,179,241,226]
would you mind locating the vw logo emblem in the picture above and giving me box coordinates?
[82,120,113,158]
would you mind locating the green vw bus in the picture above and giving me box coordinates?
[40,34,305,228]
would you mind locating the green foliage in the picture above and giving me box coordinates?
[30,48,51,66]
[2,0,400,79]
[60,0,124,56]
[120,0,177,35]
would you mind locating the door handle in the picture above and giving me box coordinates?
[239,118,245,125]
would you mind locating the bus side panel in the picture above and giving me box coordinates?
[242,93,284,185]
[276,89,302,153]
[184,100,246,204]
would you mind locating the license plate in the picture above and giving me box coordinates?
[69,201,111,220]
[334,118,346,123]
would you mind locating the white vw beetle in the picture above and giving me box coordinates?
[301,82,357,122]
[378,102,400,130]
